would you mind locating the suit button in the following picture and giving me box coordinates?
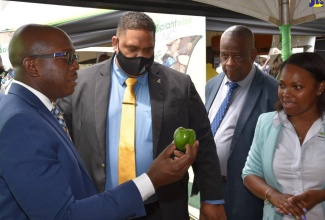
[101,163,105,167]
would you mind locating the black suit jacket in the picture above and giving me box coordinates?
[58,56,224,219]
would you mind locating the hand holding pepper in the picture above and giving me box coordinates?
[146,141,199,189]
[173,127,196,151]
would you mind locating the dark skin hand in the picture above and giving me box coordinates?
[244,175,306,219]
[147,141,198,189]
[286,190,325,218]
[200,202,226,220]
[267,189,305,219]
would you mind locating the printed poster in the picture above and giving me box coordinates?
[147,12,206,100]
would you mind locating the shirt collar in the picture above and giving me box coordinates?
[273,110,289,128]
[11,80,53,111]
[224,64,256,88]
[273,110,325,128]
[112,55,148,86]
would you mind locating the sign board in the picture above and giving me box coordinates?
[147,12,206,100]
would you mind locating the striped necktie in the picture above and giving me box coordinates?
[211,82,239,136]
[51,103,71,140]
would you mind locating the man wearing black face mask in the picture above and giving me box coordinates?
[58,11,226,220]
[116,42,154,76]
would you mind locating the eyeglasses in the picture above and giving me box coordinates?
[30,52,79,65]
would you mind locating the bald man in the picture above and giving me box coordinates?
[0,24,198,220]
[205,25,279,219]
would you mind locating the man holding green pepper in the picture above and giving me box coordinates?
[58,11,225,219]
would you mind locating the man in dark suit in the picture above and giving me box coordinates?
[58,11,226,220]
[0,24,198,220]
[205,25,279,220]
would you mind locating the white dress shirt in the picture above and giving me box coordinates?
[273,111,325,220]
[208,65,256,176]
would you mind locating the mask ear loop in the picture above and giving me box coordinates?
[116,38,120,52]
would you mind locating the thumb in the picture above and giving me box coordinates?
[288,193,306,204]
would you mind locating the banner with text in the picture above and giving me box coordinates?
[147,12,206,100]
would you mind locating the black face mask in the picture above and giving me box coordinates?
[116,49,154,76]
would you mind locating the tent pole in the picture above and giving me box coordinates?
[280,0,292,61]
[279,24,292,61]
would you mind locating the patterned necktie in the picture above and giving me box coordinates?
[211,82,239,136]
[51,103,71,140]
[118,78,138,184]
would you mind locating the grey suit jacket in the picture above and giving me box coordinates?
[58,56,224,220]
[205,67,279,220]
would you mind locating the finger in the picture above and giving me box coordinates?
[282,202,304,218]
[162,142,177,158]
[289,203,304,216]
[288,197,306,215]
[275,207,285,214]
[289,194,307,205]
[278,202,291,215]
[174,150,185,158]
[185,140,199,157]
[175,141,199,170]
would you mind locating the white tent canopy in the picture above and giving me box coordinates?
[193,0,325,26]
[0,1,111,32]
[194,0,325,60]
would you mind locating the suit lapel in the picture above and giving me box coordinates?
[205,73,224,111]
[148,64,164,157]
[94,60,112,162]
[230,68,263,153]
[10,83,93,182]
[43,109,93,182]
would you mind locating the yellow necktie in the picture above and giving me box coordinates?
[118,78,137,184]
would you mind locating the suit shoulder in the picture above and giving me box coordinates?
[206,73,224,88]
[259,70,278,86]
[151,62,188,80]
[78,59,111,78]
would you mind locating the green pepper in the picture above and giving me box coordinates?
[173,127,196,151]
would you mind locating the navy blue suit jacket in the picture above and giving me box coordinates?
[0,83,145,220]
[0,93,5,101]
[205,68,279,220]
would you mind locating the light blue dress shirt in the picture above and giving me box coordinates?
[105,57,153,190]
[105,57,223,205]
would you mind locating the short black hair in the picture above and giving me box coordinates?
[117,12,156,37]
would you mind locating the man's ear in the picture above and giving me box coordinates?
[23,57,39,77]
[251,48,258,62]
[112,36,119,52]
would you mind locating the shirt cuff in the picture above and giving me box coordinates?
[132,173,155,201]
[203,200,225,205]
